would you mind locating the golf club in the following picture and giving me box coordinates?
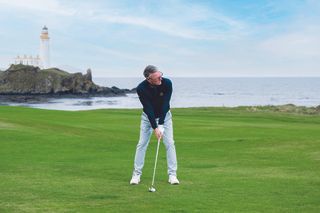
[148,137,161,192]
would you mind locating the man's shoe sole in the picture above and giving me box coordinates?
[130,180,140,185]
[168,181,179,185]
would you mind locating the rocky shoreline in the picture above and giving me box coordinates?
[0,88,136,104]
[0,64,136,103]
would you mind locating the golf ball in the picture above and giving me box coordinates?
[149,187,156,192]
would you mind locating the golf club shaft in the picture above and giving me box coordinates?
[151,138,161,186]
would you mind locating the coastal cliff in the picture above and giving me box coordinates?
[0,64,132,96]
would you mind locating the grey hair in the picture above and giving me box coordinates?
[143,65,159,78]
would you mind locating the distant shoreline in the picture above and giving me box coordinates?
[1,77,319,111]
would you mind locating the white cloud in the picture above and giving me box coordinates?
[2,0,319,77]
[63,1,247,41]
[0,0,247,41]
[0,0,75,16]
[259,26,320,59]
[91,13,216,40]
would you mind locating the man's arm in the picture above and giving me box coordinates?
[137,87,157,129]
[158,79,172,125]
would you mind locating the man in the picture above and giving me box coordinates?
[130,65,179,185]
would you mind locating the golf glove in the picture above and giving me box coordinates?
[158,125,165,134]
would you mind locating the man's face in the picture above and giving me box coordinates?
[147,71,163,86]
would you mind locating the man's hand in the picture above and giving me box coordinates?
[154,126,163,140]
[158,125,164,135]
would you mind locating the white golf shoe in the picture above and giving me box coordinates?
[168,175,180,185]
[130,174,141,185]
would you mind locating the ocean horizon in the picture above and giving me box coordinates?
[2,77,319,111]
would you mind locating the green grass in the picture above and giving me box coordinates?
[0,106,319,212]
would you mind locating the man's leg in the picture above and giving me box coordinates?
[133,113,153,176]
[162,111,178,177]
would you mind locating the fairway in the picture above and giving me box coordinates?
[0,106,319,212]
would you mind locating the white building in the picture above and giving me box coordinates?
[14,26,50,69]
[14,54,41,66]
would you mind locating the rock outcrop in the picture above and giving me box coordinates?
[0,64,131,96]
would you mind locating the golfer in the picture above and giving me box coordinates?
[130,65,179,185]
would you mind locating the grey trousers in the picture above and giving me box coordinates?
[133,111,178,176]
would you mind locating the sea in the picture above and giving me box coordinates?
[3,77,320,111]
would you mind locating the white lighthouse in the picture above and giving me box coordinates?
[40,25,50,69]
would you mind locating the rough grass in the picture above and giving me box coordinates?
[0,106,319,212]
[41,68,70,76]
[246,104,320,115]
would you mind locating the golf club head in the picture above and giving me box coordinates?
[148,186,156,192]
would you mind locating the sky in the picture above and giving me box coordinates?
[0,0,319,77]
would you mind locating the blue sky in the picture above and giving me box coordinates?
[0,0,319,77]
